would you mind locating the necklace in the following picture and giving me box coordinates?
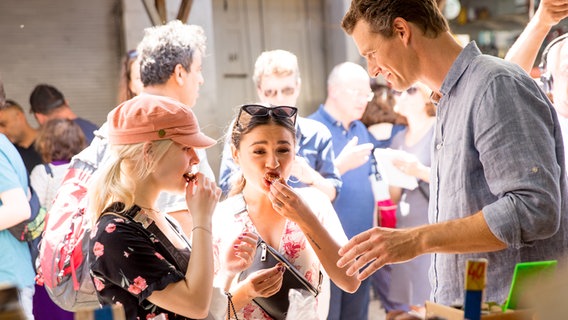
[138,205,160,217]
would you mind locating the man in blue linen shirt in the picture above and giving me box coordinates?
[337,0,568,307]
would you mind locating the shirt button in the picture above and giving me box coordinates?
[436,143,443,150]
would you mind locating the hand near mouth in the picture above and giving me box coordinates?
[264,172,284,185]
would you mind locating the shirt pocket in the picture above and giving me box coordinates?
[436,135,467,198]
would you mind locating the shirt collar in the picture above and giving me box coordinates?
[317,104,343,127]
[440,41,482,98]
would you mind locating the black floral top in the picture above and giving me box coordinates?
[88,204,193,320]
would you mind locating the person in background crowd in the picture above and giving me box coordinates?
[30,118,86,320]
[219,49,341,201]
[505,0,568,168]
[384,82,435,312]
[29,84,99,144]
[361,80,406,142]
[30,119,86,212]
[0,99,41,174]
[505,0,568,85]
[360,80,408,314]
[338,0,568,307]
[136,21,216,182]
[117,49,144,104]
[88,94,221,319]
[213,103,360,319]
[0,75,36,319]
[309,62,377,320]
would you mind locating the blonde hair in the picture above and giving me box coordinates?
[252,50,300,87]
[89,139,173,221]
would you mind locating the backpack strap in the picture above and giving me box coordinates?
[43,163,54,178]
[105,202,153,228]
[103,203,191,272]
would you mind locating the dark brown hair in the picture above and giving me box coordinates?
[361,82,407,127]
[29,84,66,115]
[35,118,86,163]
[342,0,449,38]
[117,50,139,103]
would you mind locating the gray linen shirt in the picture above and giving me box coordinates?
[430,42,568,305]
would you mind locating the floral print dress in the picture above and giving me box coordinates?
[89,204,193,320]
[212,189,348,320]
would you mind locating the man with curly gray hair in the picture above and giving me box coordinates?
[77,20,215,228]
[137,20,207,114]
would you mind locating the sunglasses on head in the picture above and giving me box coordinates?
[262,87,296,98]
[236,104,298,129]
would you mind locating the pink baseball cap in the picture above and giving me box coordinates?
[108,94,216,148]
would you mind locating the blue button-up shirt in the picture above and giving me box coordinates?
[309,106,376,239]
[431,42,568,305]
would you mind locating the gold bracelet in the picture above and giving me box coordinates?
[191,225,212,235]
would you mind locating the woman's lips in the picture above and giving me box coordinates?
[264,172,283,185]
[183,173,197,183]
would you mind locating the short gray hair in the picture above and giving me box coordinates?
[137,20,206,86]
[327,62,368,87]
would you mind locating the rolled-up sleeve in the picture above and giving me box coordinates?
[475,75,562,247]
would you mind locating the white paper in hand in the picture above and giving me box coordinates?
[373,148,418,190]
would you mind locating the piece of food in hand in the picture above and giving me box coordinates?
[264,172,284,185]
[183,172,197,183]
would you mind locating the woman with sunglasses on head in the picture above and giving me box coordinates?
[383,82,436,314]
[87,94,252,319]
[212,103,360,320]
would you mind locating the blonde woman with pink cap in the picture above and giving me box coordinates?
[87,94,251,319]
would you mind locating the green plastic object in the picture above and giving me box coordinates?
[502,260,557,311]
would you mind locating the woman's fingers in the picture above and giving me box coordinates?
[249,264,285,297]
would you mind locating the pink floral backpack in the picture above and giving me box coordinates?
[36,129,109,311]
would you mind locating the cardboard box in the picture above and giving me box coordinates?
[425,301,533,320]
